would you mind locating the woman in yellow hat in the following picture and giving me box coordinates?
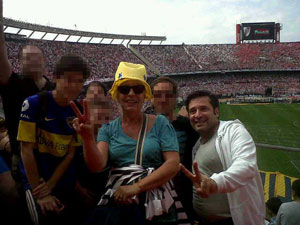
[71,62,185,225]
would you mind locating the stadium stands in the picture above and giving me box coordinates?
[5,38,300,98]
[6,39,143,81]
[173,73,300,99]
[132,42,300,73]
[130,45,200,73]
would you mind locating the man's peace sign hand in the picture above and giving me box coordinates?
[180,161,218,198]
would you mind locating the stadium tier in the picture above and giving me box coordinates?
[6,38,300,98]
[6,40,144,81]
[132,43,300,73]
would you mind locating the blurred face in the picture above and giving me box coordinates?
[86,84,105,104]
[151,82,176,114]
[20,46,45,79]
[117,80,145,113]
[86,84,111,126]
[55,71,84,102]
[188,96,219,134]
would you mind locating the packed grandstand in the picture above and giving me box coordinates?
[3,18,300,101]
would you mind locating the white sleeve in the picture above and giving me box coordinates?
[211,123,258,193]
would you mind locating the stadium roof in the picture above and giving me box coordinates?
[3,18,167,45]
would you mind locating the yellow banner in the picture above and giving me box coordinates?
[259,170,299,202]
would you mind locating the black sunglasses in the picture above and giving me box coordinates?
[118,85,145,95]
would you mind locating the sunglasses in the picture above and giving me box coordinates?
[118,85,145,95]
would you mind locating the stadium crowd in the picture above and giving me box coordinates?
[133,43,300,73]
[6,39,143,81]
[5,40,300,100]
[6,40,300,80]
[173,73,300,99]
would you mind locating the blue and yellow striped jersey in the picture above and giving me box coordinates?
[17,91,81,157]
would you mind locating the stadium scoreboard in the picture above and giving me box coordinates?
[236,22,281,44]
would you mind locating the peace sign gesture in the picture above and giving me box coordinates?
[180,161,218,198]
[70,99,93,140]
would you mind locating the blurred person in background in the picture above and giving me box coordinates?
[75,81,111,214]
[265,197,282,225]
[276,179,300,225]
[150,76,199,222]
[0,115,19,223]
[0,2,55,209]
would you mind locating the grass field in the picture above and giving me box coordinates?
[219,103,300,177]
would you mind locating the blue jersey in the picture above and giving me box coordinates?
[17,91,81,190]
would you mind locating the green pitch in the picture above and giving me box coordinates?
[219,103,300,177]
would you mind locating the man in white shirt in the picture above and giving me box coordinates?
[180,90,265,225]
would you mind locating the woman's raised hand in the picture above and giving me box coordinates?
[70,99,93,139]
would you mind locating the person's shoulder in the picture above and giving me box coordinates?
[176,114,189,122]
[21,94,40,113]
[19,95,39,120]
[102,117,120,129]
[283,201,299,207]
[147,114,157,122]
[219,119,245,133]
[146,114,157,130]
[43,76,55,91]
[98,117,120,137]
[154,114,169,124]
[173,115,190,127]
[5,72,20,84]
[25,94,39,105]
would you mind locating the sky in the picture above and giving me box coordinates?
[3,0,300,44]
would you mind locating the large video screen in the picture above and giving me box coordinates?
[241,22,275,41]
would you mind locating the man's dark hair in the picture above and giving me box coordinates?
[185,90,219,112]
[150,76,178,95]
[292,179,300,198]
[54,54,90,80]
[266,197,282,215]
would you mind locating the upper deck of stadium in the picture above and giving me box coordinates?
[3,18,300,80]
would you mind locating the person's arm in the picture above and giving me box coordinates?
[46,145,76,191]
[21,143,63,214]
[83,139,109,172]
[137,151,179,191]
[211,123,259,193]
[0,133,10,153]
[20,141,41,189]
[0,0,12,85]
[114,151,180,202]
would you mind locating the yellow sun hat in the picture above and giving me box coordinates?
[109,62,152,101]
